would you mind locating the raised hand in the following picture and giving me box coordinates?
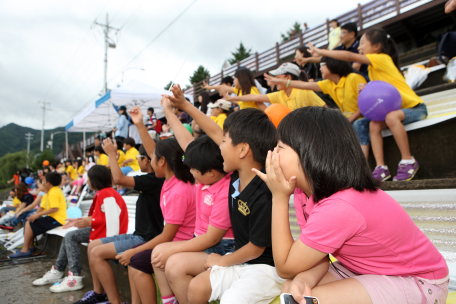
[129,105,144,125]
[201,80,210,90]
[263,73,287,86]
[102,138,117,157]
[167,84,190,110]
[160,95,173,113]
[308,42,322,57]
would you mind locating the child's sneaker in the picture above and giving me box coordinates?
[372,166,391,181]
[73,290,108,304]
[50,271,84,292]
[33,266,64,285]
[393,158,419,181]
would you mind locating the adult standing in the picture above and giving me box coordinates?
[8,170,21,185]
[334,22,369,80]
[328,19,341,50]
[113,106,129,141]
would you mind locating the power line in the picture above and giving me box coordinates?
[39,0,110,101]
[110,0,130,23]
[119,0,148,30]
[107,0,198,84]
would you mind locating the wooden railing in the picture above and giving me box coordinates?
[184,0,426,98]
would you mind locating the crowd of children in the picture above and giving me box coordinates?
[0,24,448,304]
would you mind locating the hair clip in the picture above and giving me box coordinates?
[386,34,391,39]
[182,155,185,162]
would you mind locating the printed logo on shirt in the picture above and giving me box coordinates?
[238,199,250,216]
[204,195,213,206]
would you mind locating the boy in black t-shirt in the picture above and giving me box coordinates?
[75,140,165,304]
[166,85,284,304]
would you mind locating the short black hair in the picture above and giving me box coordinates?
[147,107,154,113]
[221,76,234,86]
[45,172,62,186]
[94,146,104,154]
[155,138,194,184]
[330,19,339,26]
[115,139,124,150]
[87,165,112,191]
[341,22,358,37]
[321,56,353,77]
[278,107,379,203]
[224,108,277,165]
[123,137,136,147]
[138,145,150,161]
[184,136,224,175]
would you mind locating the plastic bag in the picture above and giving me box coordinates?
[443,57,456,83]
[405,64,431,89]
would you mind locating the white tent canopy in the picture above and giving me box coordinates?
[65,91,117,133]
[66,80,194,133]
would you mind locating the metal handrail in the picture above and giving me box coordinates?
[184,0,426,98]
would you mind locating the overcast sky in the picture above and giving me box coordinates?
[0,0,364,130]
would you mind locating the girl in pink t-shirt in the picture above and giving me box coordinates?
[151,97,235,304]
[126,106,197,304]
[254,107,449,304]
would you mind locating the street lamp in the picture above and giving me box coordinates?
[121,67,145,84]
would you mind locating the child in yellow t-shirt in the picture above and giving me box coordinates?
[0,188,20,216]
[65,160,77,181]
[230,62,326,112]
[263,59,364,122]
[202,67,266,110]
[207,100,233,129]
[94,146,109,167]
[308,28,427,182]
[113,137,140,195]
[9,172,67,258]
[115,139,127,168]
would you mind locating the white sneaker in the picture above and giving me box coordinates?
[33,266,64,286]
[49,272,84,293]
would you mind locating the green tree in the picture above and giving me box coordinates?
[189,66,210,84]
[228,42,252,65]
[32,149,55,172]
[164,80,174,90]
[0,151,29,184]
[281,22,302,42]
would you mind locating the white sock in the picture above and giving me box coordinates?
[377,165,388,170]
[399,158,415,165]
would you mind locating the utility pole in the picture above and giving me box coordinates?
[25,133,34,168]
[39,100,51,151]
[93,14,119,94]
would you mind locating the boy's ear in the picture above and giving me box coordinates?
[238,143,251,160]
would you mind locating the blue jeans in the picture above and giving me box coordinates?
[352,103,428,146]
[100,234,145,254]
[203,239,236,255]
[55,227,91,276]
[0,207,16,214]
[9,210,36,226]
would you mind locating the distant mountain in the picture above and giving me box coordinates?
[0,123,93,157]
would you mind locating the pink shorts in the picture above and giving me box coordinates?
[73,178,85,186]
[328,261,449,304]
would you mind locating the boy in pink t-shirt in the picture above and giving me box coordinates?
[151,98,235,304]
[254,107,449,304]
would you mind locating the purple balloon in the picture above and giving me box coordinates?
[358,81,402,121]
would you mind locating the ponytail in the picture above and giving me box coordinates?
[155,138,194,184]
[364,28,400,71]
